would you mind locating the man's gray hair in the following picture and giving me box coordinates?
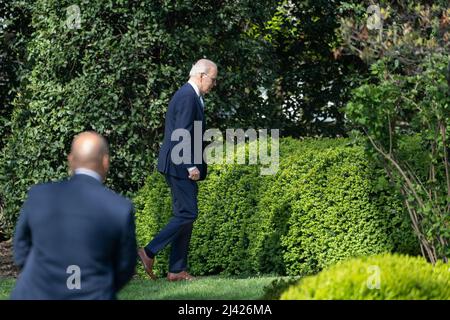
[189,59,217,77]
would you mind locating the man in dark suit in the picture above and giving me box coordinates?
[138,59,217,281]
[11,131,137,299]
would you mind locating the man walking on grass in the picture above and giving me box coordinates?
[138,59,218,281]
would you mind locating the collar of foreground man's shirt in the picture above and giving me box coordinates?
[74,168,102,182]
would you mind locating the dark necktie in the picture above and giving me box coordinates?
[199,96,204,110]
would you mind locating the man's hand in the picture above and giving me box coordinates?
[188,167,200,181]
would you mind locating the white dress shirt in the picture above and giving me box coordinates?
[188,80,205,108]
[186,80,203,174]
[74,168,102,182]
[188,80,201,97]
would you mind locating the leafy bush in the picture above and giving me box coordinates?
[135,138,418,276]
[346,53,450,263]
[0,0,278,235]
[134,164,268,277]
[280,254,450,300]
[285,146,415,275]
[247,138,320,275]
[133,172,172,278]
[0,0,33,152]
[190,164,267,276]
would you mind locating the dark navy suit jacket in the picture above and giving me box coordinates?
[157,83,207,180]
[11,174,137,300]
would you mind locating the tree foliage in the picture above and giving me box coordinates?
[343,1,450,263]
[337,0,450,72]
[249,0,368,137]
[0,0,33,151]
[346,54,450,263]
[0,0,279,234]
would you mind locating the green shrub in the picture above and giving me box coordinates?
[134,172,172,278]
[134,138,419,277]
[134,164,269,276]
[345,53,450,263]
[190,164,267,276]
[280,254,450,300]
[281,147,415,275]
[249,138,417,276]
[0,0,278,235]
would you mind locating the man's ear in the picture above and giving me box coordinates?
[68,153,74,172]
[103,154,110,174]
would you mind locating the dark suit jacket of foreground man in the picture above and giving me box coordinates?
[11,173,137,300]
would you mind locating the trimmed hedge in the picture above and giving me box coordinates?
[280,254,450,300]
[191,164,268,276]
[134,171,172,278]
[0,0,278,236]
[134,164,268,277]
[134,138,419,277]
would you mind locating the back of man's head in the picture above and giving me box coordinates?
[68,131,110,181]
[189,59,217,77]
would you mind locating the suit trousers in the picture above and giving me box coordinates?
[145,174,198,273]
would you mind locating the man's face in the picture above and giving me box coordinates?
[200,67,217,95]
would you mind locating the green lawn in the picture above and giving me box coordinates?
[0,277,15,300]
[0,275,279,300]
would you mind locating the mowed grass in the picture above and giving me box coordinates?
[0,277,15,300]
[0,275,279,300]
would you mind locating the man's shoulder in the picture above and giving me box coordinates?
[28,179,68,194]
[100,186,133,210]
[29,179,131,206]
[68,175,132,209]
[172,83,197,100]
